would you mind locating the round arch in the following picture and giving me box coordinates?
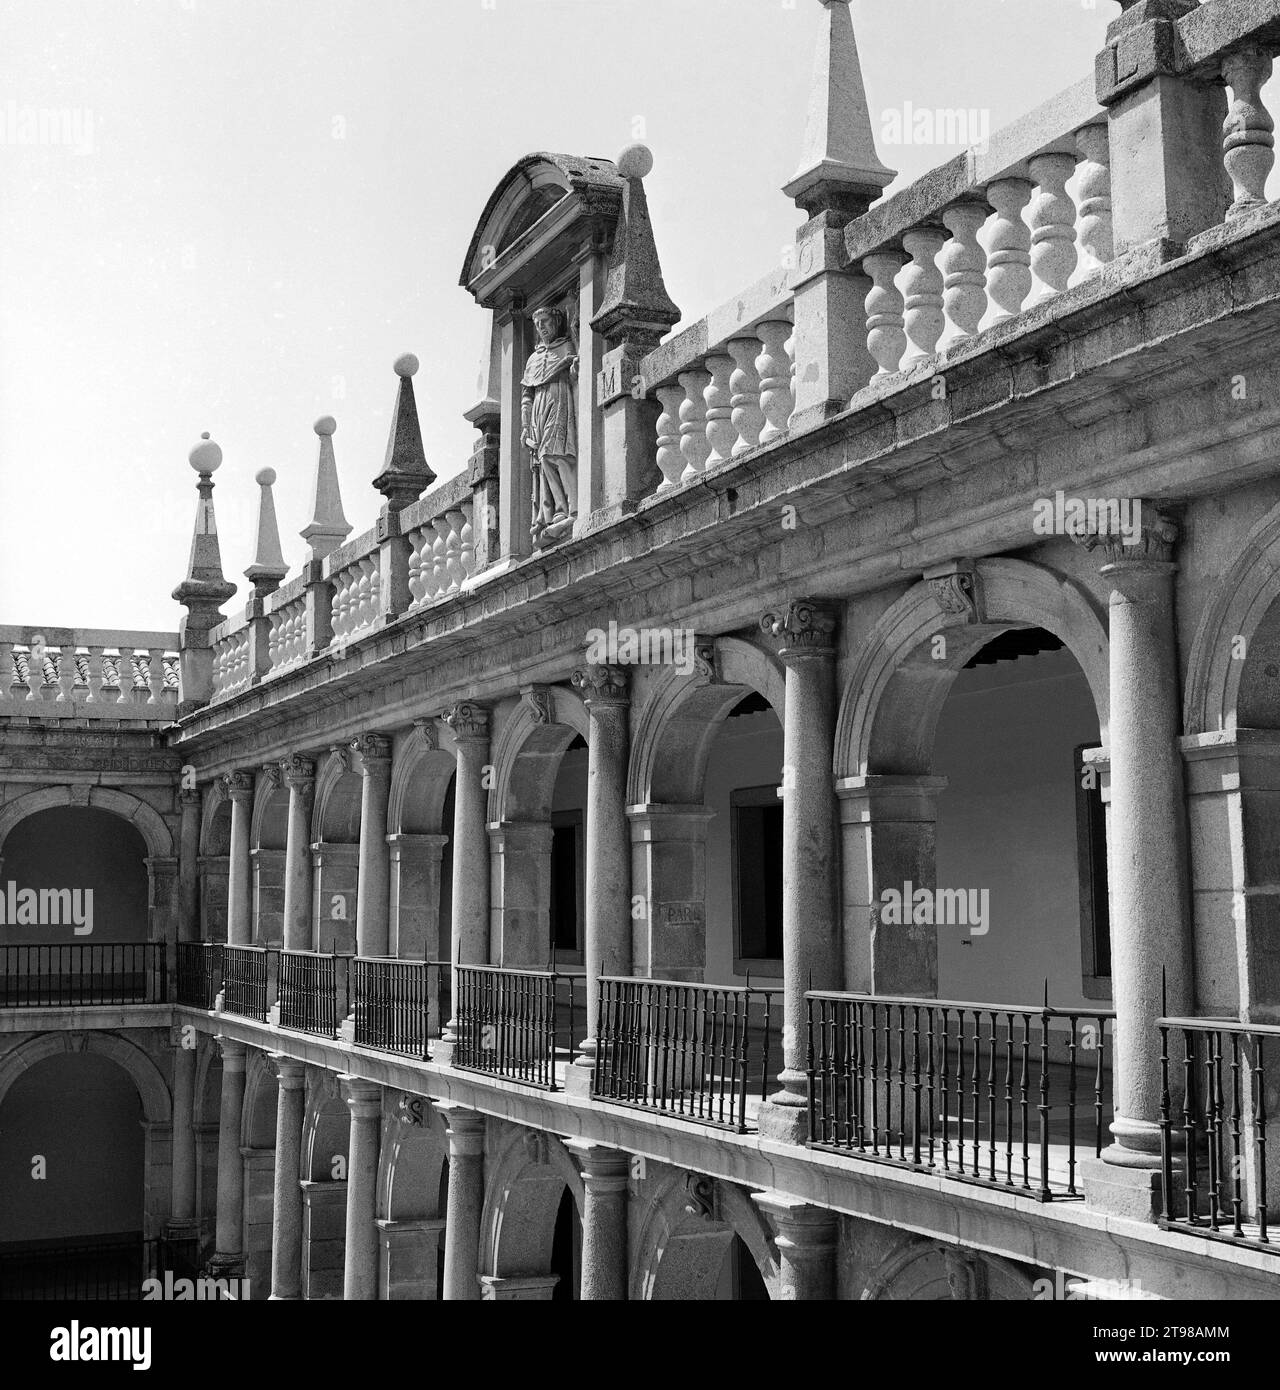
[487,688,589,824]
[302,1073,350,1182]
[250,771,290,851]
[200,779,231,856]
[479,1129,584,1279]
[376,1097,450,1221]
[312,748,363,844]
[834,557,1110,778]
[627,636,786,806]
[389,722,457,836]
[630,1173,778,1300]
[1184,500,1280,735]
[0,1031,171,1124]
[0,785,173,862]
[240,1051,280,1150]
[859,1238,1034,1301]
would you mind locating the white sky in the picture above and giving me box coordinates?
[0,0,1116,632]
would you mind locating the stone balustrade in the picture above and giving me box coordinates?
[0,627,179,719]
[403,474,478,611]
[265,580,309,676]
[326,528,383,646]
[643,267,795,496]
[210,620,252,700]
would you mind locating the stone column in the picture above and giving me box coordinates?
[268,1056,307,1300]
[752,1193,838,1301]
[569,663,631,1084]
[575,1144,629,1301]
[224,771,254,946]
[354,733,393,958]
[758,600,841,1143]
[209,1037,247,1277]
[341,1076,383,1300]
[1076,509,1192,1206]
[167,1036,198,1239]
[440,704,491,1049]
[437,1104,485,1300]
[177,787,202,942]
[281,755,316,951]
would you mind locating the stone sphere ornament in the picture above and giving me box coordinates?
[616,142,654,181]
[314,415,337,436]
[255,467,276,487]
[394,352,420,378]
[188,431,222,473]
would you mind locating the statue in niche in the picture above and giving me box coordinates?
[521,303,578,547]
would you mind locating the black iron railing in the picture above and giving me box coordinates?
[806,990,1114,1201]
[453,964,583,1089]
[0,942,166,1008]
[176,942,222,1008]
[0,1233,200,1300]
[594,977,782,1133]
[352,957,449,1058]
[278,949,345,1036]
[1159,1015,1277,1253]
[221,945,270,1021]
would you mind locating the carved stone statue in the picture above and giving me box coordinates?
[521,305,578,546]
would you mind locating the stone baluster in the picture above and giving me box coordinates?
[900,226,948,364]
[147,646,167,703]
[677,367,711,481]
[703,353,736,466]
[0,642,14,700]
[459,502,475,581]
[861,251,907,379]
[756,320,795,445]
[938,203,989,349]
[84,645,108,703]
[431,517,451,599]
[654,384,686,491]
[330,575,348,642]
[1075,124,1113,277]
[728,335,765,456]
[407,528,430,606]
[1027,152,1078,302]
[56,646,77,702]
[1222,48,1275,218]
[360,557,377,629]
[445,509,466,593]
[985,177,1034,321]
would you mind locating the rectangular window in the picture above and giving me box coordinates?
[550,812,583,964]
[1075,745,1112,998]
[732,786,784,972]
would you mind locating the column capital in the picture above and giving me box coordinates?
[434,1102,486,1155]
[1069,501,1179,571]
[179,785,203,808]
[269,1054,307,1089]
[340,1074,383,1118]
[571,662,630,706]
[281,754,317,792]
[750,1192,838,1249]
[215,1036,247,1068]
[222,769,255,802]
[760,598,838,657]
[352,731,392,767]
[567,1140,630,1192]
[442,701,490,742]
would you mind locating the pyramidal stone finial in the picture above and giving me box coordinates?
[245,466,289,595]
[784,0,896,219]
[300,416,352,562]
[590,143,681,353]
[172,431,236,608]
[373,353,436,513]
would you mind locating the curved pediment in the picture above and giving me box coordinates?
[460,152,623,301]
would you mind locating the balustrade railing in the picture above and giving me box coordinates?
[221,945,270,1021]
[1159,1015,1277,1254]
[352,957,450,1058]
[209,619,252,699]
[806,990,1114,1201]
[407,502,476,608]
[0,943,166,1008]
[0,1234,201,1301]
[593,977,782,1133]
[453,964,583,1089]
[265,582,309,675]
[0,628,179,719]
[278,949,345,1036]
[176,941,222,1008]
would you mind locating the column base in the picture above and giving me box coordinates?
[563,1055,594,1098]
[1081,1157,1166,1222]
[431,1036,456,1066]
[267,1292,301,1301]
[164,1219,200,1242]
[205,1253,245,1280]
[757,1096,809,1146]
[337,1013,356,1045]
[478,1273,560,1300]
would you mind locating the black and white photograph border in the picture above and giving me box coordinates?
[0,0,1275,1356]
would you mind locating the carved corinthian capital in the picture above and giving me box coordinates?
[280,754,316,793]
[1069,501,1178,568]
[760,598,837,653]
[442,701,490,740]
[352,731,392,766]
[571,663,629,705]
